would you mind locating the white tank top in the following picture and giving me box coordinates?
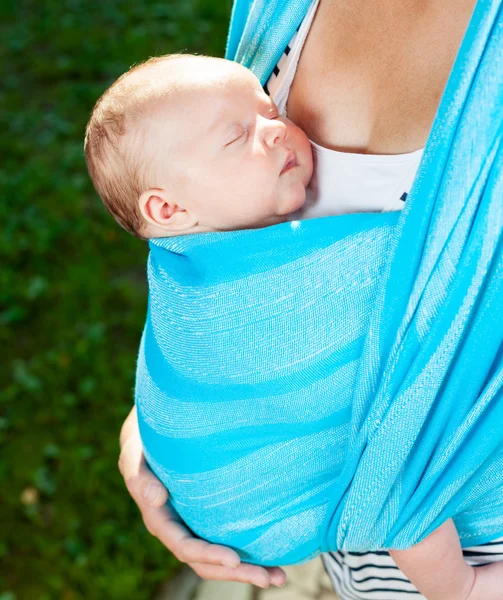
[265,0,424,220]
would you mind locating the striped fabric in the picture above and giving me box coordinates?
[135,0,503,577]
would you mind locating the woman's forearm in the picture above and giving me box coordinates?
[389,520,474,600]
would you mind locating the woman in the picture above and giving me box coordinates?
[118,0,503,597]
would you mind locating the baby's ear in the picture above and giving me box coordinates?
[139,188,197,234]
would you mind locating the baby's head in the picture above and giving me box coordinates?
[84,54,313,239]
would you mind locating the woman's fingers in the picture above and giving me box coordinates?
[119,440,240,567]
[140,503,286,587]
[118,434,169,507]
[189,562,286,589]
[119,405,167,507]
[265,567,287,587]
[117,407,288,586]
[142,503,241,567]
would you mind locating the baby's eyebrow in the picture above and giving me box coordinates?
[207,107,236,136]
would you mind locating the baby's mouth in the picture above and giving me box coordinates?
[280,151,297,175]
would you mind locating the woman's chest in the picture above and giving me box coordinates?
[286,0,477,154]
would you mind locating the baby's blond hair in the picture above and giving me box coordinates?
[84,53,196,238]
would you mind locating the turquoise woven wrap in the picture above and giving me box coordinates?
[135,0,503,565]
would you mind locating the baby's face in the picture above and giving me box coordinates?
[149,60,313,232]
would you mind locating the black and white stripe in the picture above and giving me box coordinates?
[263,21,300,98]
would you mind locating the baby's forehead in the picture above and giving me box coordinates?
[126,56,260,105]
[134,58,267,144]
[181,58,261,94]
[157,61,263,114]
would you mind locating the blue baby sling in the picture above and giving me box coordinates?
[136,0,503,565]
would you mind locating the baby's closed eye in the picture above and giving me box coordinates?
[225,128,248,146]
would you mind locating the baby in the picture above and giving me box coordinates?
[84,53,313,241]
[84,54,502,600]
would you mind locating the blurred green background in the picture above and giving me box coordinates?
[0,1,232,598]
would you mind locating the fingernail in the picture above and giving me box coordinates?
[143,483,162,504]
[256,581,270,590]
[222,558,240,568]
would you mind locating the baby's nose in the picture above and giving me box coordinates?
[263,119,288,147]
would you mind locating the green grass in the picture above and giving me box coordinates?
[0,1,232,598]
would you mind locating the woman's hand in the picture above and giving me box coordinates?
[118,405,286,589]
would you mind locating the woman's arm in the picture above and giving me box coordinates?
[390,520,503,600]
[118,405,286,589]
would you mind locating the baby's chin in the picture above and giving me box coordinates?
[276,188,308,222]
